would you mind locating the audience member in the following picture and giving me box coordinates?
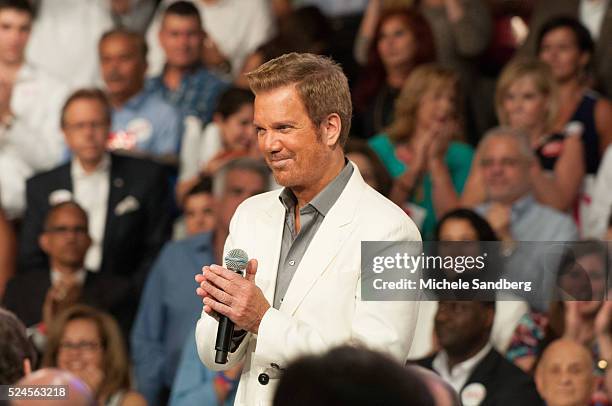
[146,0,275,79]
[274,345,435,406]
[24,0,113,87]
[11,368,96,406]
[177,87,257,202]
[42,305,146,406]
[355,0,494,140]
[521,0,612,98]
[132,158,270,405]
[535,339,595,406]
[19,89,172,295]
[4,202,132,334]
[0,308,34,384]
[538,17,612,173]
[345,139,393,196]
[0,206,16,297]
[474,127,578,242]
[0,0,69,219]
[463,59,586,212]
[408,208,528,359]
[100,28,183,164]
[352,8,436,139]
[506,244,612,403]
[145,1,228,124]
[413,301,544,405]
[369,64,473,239]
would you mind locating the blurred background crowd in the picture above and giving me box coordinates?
[0,0,611,405]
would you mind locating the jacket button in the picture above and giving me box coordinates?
[258,373,269,385]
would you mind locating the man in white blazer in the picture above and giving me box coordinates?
[195,53,421,405]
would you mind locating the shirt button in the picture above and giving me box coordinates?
[258,373,269,385]
[289,260,295,266]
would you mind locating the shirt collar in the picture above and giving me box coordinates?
[278,159,353,216]
[510,194,536,219]
[117,89,148,111]
[50,268,87,286]
[16,61,37,82]
[433,342,493,381]
[71,153,111,179]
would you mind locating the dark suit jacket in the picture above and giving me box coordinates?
[18,154,172,294]
[2,268,135,336]
[413,348,544,406]
[521,0,612,98]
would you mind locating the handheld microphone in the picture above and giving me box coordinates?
[215,248,249,364]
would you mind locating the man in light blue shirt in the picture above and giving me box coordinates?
[145,2,228,125]
[99,28,182,162]
[475,127,579,308]
[132,158,270,405]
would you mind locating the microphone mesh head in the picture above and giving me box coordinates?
[225,249,249,272]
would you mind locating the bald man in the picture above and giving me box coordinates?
[11,368,95,406]
[535,339,595,406]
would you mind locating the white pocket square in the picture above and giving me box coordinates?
[114,196,140,216]
[49,189,73,206]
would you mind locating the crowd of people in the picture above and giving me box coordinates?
[0,0,611,405]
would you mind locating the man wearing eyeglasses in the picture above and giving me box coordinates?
[18,88,172,299]
[4,201,133,337]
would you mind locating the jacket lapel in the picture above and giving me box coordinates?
[280,166,365,316]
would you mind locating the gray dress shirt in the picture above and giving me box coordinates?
[273,162,354,309]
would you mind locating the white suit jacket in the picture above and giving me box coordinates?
[196,164,421,406]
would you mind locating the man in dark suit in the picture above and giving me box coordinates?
[5,201,133,334]
[18,88,171,294]
[411,301,544,406]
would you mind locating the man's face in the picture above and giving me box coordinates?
[255,85,333,192]
[100,34,146,101]
[184,192,216,236]
[218,168,267,232]
[536,341,594,406]
[159,14,203,69]
[434,301,493,357]
[40,206,91,268]
[63,99,110,167]
[480,137,531,204]
[0,9,31,65]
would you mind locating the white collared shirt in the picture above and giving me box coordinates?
[432,343,493,395]
[50,268,87,286]
[580,0,610,40]
[71,155,111,272]
[0,62,69,219]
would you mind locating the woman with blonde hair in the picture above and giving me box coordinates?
[43,305,146,406]
[462,58,585,213]
[369,64,473,239]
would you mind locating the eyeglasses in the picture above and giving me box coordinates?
[45,226,88,235]
[64,121,108,132]
[58,340,101,352]
[480,158,524,169]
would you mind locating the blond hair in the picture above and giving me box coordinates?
[387,64,461,144]
[495,58,559,133]
[246,52,352,147]
[43,305,131,402]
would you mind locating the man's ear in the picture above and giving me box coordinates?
[320,113,342,147]
[39,234,50,255]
